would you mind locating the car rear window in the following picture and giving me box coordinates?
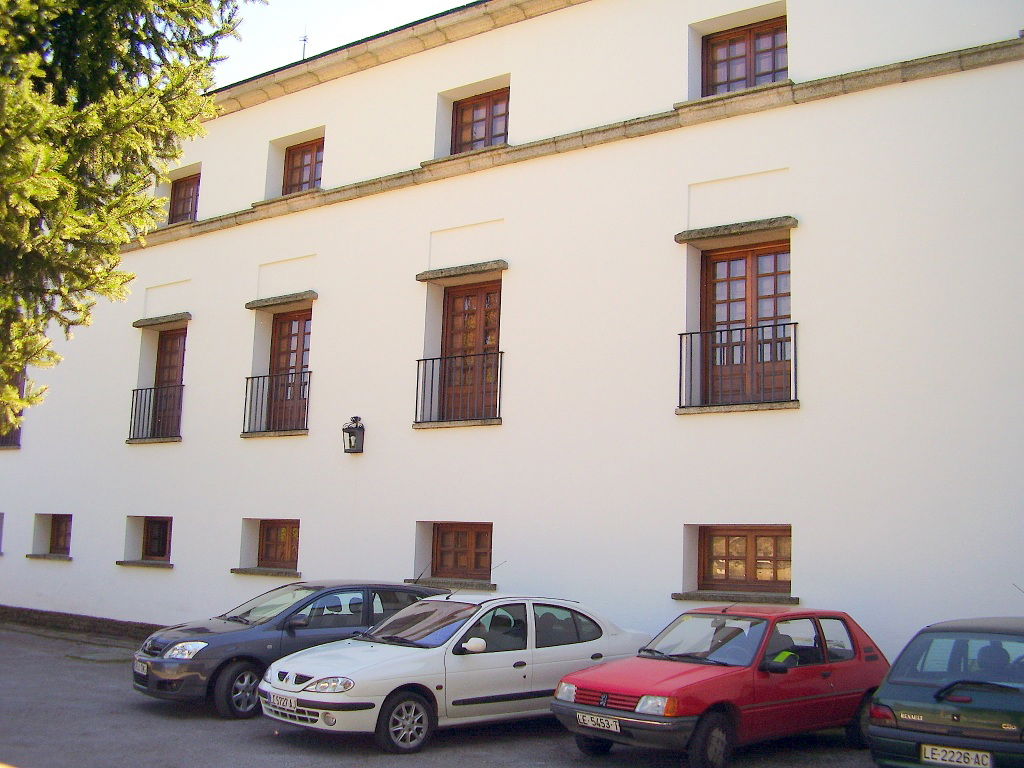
[889,631,1024,686]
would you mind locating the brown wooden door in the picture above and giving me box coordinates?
[441,281,501,420]
[268,310,312,430]
[432,523,492,580]
[153,329,185,437]
[702,242,791,404]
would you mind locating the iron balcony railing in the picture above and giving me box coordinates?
[243,371,311,433]
[679,322,798,408]
[128,385,184,439]
[415,351,503,423]
[0,425,21,448]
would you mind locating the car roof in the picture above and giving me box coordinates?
[419,593,582,606]
[688,605,848,619]
[919,617,1024,635]
[287,580,445,592]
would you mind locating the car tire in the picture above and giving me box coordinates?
[374,691,435,754]
[687,711,734,768]
[213,660,262,719]
[845,694,871,749]
[575,734,613,756]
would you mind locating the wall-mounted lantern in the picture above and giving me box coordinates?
[342,416,364,453]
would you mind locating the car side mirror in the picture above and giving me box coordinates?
[759,660,790,674]
[458,637,487,654]
[286,615,310,631]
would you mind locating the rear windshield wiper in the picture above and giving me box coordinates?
[935,679,1022,700]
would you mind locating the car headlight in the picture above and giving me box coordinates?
[554,682,577,702]
[303,677,354,693]
[635,695,683,716]
[163,641,208,660]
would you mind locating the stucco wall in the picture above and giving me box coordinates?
[1,0,1022,659]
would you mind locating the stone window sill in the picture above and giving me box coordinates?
[25,553,72,562]
[405,577,497,592]
[672,590,799,605]
[412,418,501,430]
[126,436,182,445]
[421,143,509,168]
[116,560,174,569]
[0,445,21,451]
[676,401,799,415]
[231,567,301,578]
[240,429,308,439]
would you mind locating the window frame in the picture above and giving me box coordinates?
[168,174,200,224]
[282,138,324,195]
[702,16,788,97]
[432,522,492,580]
[698,524,791,592]
[49,514,73,556]
[141,516,172,562]
[451,87,510,155]
[257,519,300,570]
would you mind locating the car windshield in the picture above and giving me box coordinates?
[641,613,768,666]
[357,600,478,648]
[219,585,320,625]
[889,631,1024,688]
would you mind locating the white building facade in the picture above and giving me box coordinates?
[1,0,1022,658]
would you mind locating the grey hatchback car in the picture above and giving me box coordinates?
[132,581,446,717]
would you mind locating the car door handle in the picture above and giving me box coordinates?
[821,670,832,678]
[591,653,603,660]
[513,661,527,668]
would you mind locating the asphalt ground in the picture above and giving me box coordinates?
[0,622,877,768]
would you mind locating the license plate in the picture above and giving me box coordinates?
[133,660,147,675]
[577,712,620,733]
[270,693,297,711]
[921,744,992,767]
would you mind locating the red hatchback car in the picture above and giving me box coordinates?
[551,605,889,768]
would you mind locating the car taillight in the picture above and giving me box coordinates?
[869,704,897,727]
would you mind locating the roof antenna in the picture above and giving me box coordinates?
[300,28,308,60]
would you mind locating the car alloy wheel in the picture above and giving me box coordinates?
[213,660,261,719]
[375,692,434,753]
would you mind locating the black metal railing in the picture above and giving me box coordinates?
[0,425,21,448]
[679,323,797,408]
[243,371,311,433]
[415,352,503,423]
[128,385,184,439]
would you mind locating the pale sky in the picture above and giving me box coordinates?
[214,0,472,88]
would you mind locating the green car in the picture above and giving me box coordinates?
[868,617,1024,768]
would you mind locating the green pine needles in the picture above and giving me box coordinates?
[0,0,254,433]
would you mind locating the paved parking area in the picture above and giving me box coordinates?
[0,623,876,768]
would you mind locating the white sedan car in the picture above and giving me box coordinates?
[258,593,649,753]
